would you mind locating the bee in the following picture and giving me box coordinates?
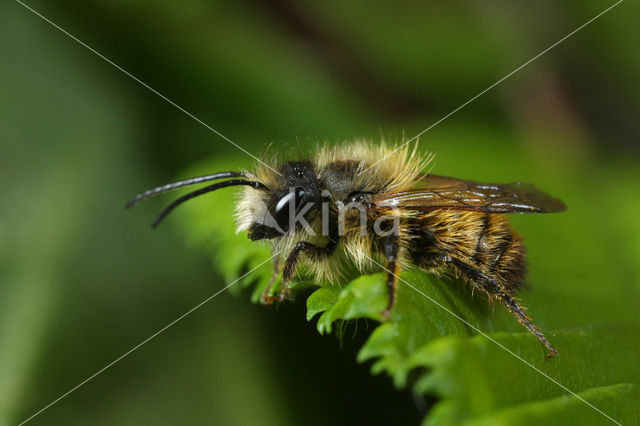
[127,143,567,357]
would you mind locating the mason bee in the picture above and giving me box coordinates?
[127,143,566,357]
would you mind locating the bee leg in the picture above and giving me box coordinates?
[261,256,283,305]
[281,238,339,290]
[382,234,400,320]
[449,258,557,357]
[498,293,558,358]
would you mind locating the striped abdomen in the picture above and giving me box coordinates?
[409,211,527,292]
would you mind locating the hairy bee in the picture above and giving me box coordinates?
[127,143,566,357]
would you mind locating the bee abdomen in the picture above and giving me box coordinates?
[494,232,526,291]
[472,215,526,291]
[471,214,491,265]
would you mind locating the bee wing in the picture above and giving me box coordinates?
[372,175,567,213]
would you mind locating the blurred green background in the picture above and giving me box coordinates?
[2,0,639,425]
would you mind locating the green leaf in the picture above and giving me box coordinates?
[467,384,640,426]
[175,155,640,425]
[408,327,640,424]
[308,270,514,387]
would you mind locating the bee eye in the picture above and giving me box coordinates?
[269,187,306,232]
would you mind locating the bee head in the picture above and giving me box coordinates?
[247,161,321,241]
[126,162,322,241]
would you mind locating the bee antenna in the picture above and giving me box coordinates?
[126,171,245,209]
[151,179,265,228]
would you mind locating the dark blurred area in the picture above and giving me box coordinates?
[2,0,639,425]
